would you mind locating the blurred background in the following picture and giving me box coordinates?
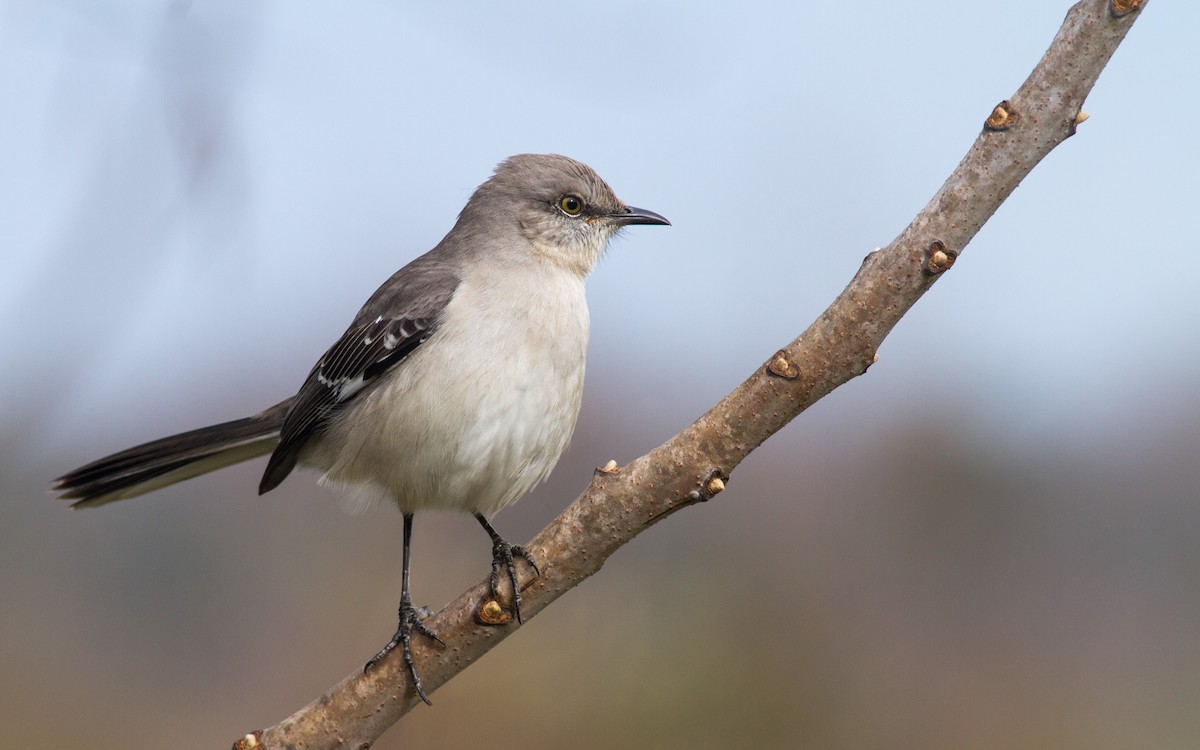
[2,1,1197,748]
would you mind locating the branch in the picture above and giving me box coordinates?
[236,1,1147,747]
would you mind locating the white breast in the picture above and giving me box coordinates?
[306,262,590,517]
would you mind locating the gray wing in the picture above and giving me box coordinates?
[258,256,461,493]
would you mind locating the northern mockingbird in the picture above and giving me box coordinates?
[53,153,669,703]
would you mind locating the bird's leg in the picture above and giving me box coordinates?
[364,513,443,705]
[475,513,540,623]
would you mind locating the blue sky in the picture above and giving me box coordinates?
[3,0,1195,451]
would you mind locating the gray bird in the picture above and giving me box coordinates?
[53,153,669,704]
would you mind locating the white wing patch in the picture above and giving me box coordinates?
[316,316,401,404]
[335,373,368,402]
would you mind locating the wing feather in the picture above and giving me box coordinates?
[258,256,461,493]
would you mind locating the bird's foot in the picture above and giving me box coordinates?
[489,539,540,623]
[364,600,444,705]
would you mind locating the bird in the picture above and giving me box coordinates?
[52,153,670,704]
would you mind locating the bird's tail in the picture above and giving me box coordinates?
[53,399,293,509]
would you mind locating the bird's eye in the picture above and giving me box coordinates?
[558,195,584,216]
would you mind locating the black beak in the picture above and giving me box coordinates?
[612,205,671,226]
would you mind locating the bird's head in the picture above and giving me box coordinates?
[462,153,669,276]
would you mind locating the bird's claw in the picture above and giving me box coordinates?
[364,599,443,705]
[489,541,540,623]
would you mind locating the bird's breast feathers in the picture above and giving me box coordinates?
[310,266,590,516]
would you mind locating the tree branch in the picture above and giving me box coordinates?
[236,1,1147,747]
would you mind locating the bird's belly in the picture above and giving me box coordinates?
[308,274,589,516]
